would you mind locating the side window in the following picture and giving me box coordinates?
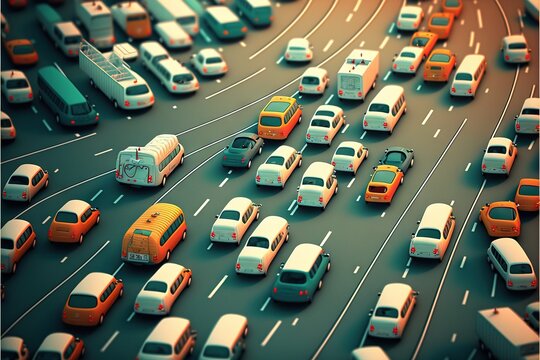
[64,341,75,359]
[315,254,323,268]
[197,54,204,64]
[309,267,317,278]
[401,297,411,318]
[443,223,449,239]
[241,210,248,224]
[499,256,508,272]
[392,104,397,116]
[31,174,38,186]
[508,145,513,156]
[271,238,277,251]
[178,214,184,224]
[325,177,332,189]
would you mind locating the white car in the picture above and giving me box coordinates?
[1,70,32,104]
[285,37,313,62]
[501,34,531,63]
[397,5,424,31]
[515,97,539,134]
[113,42,138,61]
[34,333,85,359]
[191,48,228,76]
[1,337,29,360]
[299,67,329,94]
[297,162,338,211]
[1,111,16,141]
[156,58,199,94]
[331,141,368,175]
[306,105,345,146]
[155,21,192,49]
[255,145,302,188]
[2,164,49,202]
[392,46,424,74]
[481,137,517,176]
[525,301,539,330]
[210,197,261,245]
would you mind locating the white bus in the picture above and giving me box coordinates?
[337,49,379,101]
[115,134,185,187]
[143,0,199,36]
[76,1,115,49]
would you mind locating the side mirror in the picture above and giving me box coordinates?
[323,253,330,257]
[91,207,98,211]
[215,214,219,218]
[378,160,382,164]
[225,145,229,149]
[117,278,123,283]
[514,115,518,118]
[368,310,373,317]
[75,337,81,343]
[483,149,486,152]
[413,290,419,296]
[332,174,337,179]
[372,166,377,171]
[384,149,389,153]
[191,330,198,338]
[416,220,420,225]
[411,233,415,239]
[279,262,285,269]
[450,215,456,219]
[296,186,300,192]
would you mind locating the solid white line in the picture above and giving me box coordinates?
[290,204,299,216]
[194,199,210,216]
[60,257,67,263]
[388,22,395,34]
[381,212,386,218]
[207,243,213,250]
[383,70,391,81]
[205,67,266,100]
[292,91,299,97]
[465,162,471,172]
[528,140,535,150]
[346,13,353,22]
[360,131,367,139]
[54,169,59,173]
[518,8,524,28]
[433,129,441,138]
[477,9,483,28]
[260,297,271,311]
[471,222,477,232]
[356,195,362,202]
[113,195,124,204]
[525,66,529,73]
[261,320,282,347]
[112,263,124,277]
[347,178,355,188]
[325,94,334,105]
[126,312,135,322]
[323,39,334,52]
[460,256,467,269]
[469,31,474,47]
[31,106,38,114]
[208,275,228,299]
[474,42,480,54]
[292,318,299,326]
[341,124,350,133]
[304,0,339,39]
[100,331,120,352]
[448,105,454,112]
[42,216,51,225]
[90,189,103,201]
[421,109,434,125]
[287,200,297,211]
[451,333,457,343]
[353,266,360,274]
[402,268,409,278]
[94,148,113,157]
[54,62,66,76]
[173,105,177,109]
[240,41,246,47]
[200,28,211,43]
[416,85,422,91]
[406,257,412,267]
[491,274,497,297]
[300,143,308,153]
[450,200,455,206]
[353,0,362,12]
[468,349,477,360]
[42,119,52,132]
[359,40,365,47]
[227,170,233,175]
[513,134,518,143]
[2,240,110,337]
[379,36,389,49]
[320,231,332,247]
[461,290,469,305]
[276,56,284,64]
[489,69,518,139]
[427,4,433,14]
[531,84,536,97]
[219,178,229,188]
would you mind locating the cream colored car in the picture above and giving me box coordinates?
[331,141,368,175]
[210,197,261,245]
[305,105,345,146]
[297,162,338,211]
[255,145,302,188]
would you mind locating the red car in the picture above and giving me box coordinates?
[4,39,38,66]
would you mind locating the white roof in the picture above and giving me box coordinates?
[458,54,486,72]
[283,243,323,272]
[288,37,309,48]
[372,85,404,102]
[71,272,114,297]
[269,145,297,158]
[303,161,334,179]
[1,337,24,352]
[491,238,532,265]
[206,6,240,23]
[478,307,539,346]
[80,1,111,16]
[156,20,188,36]
[12,164,41,177]
[487,137,512,147]
[522,97,540,109]
[247,0,271,6]
[111,1,146,15]
[250,216,287,237]
[146,262,185,285]
[198,48,222,59]
[352,346,390,360]
[145,317,191,344]
[314,104,342,118]
[336,141,363,152]
[55,22,81,36]
[140,41,169,57]
[158,58,191,75]
[1,70,28,81]
[399,5,423,16]
[224,197,253,212]
[399,46,424,57]
[58,199,90,216]
[1,219,31,240]
[503,34,527,44]
[301,67,327,78]
[376,283,413,310]
[37,333,74,353]
[418,203,453,230]
[206,314,248,345]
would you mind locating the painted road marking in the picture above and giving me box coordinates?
[325,94,334,105]
[433,129,441,138]
[112,263,124,277]
[359,40,365,47]
[228,170,233,175]
[383,70,391,81]
[90,189,103,201]
[207,243,213,251]
[216,79,221,84]
[292,318,299,326]
[379,36,389,49]
[260,297,271,311]
[471,222,477,232]
[460,19,465,25]
[113,195,124,204]
[443,41,447,48]
[416,84,422,91]
[356,194,362,202]
[427,4,433,14]
[300,143,308,153]
[531,84,536,97]
[360,131,367,140]
[276,56,284,64]
[450,200,455,206]
[194,199,210,216]
[101,331,119,352]
[290,204,299,216]
[513,134,518,143]
[347,178,355,188]
[240,41,246,47]
[54,169,59,173]
[94,148,113,157]
[528,140,535,150]
[219,178,229,188]
[469,31,474,47]
[353,0,362,12]
[451,333,457,343]
[206,67,266,100]
[342,124,350,133]
[200,28,211,42]
[42,119,52,132]
[346,13,353,22]
[468,349,477,360]
[323,39,334,52]
[42,216,51,225]
[491,274,497,297]
[208,275,228,299]
[126,312,135,322]
[475,42,480,54]
[31,106,38,114]
[462,290,469,305]
[406,258,412,267]
[75,133,80,137]
[485,88,489,94]
[320,231,332,247]
[287,200,296,211]
[518,8,524,29]
[465,162,471,172]
[402,268,409,278]
[60,257,67,263]
[261,320,282,347]
[388,23,395,34]
[354,266,360,274]
[448,105,454,112]
[422,109,434,125]
[381,212,385,218]
[525,66,529,73]
[460,256,467,269]
[477,9,483,28]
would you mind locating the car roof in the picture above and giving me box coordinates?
[156,20,184,32]
[251,216,287,237]
[6,38,33,46]
[206,314,247,345]
[37,333,73,352]
[145,317,191,344]
[430,12,453,19]
[140,41,168,55]
[1,70,27,80]
[491,238,532,264]
[1,219,31,239]
[80,1,111,15]
[386,146,409,153]
[302,67,327,78]
[488,137,512,147]
[1,111,9,120]
[373,85,404,101]
[55,21,81,36]
[419,203,453,230]
[518,178,540,187]
[412,31,437,40]
[233,132,258,141]
[224,197,253,212]
[12,163,41,177]
[488,201,517,209]
[1,336,24,351]
[400,5,422,14]
[351,346,389,360]
[376,283,413,309]
[58,199,90,215]
[458,54,486,71]
[206,6,240,23]
[375,164,399,173]
[314,104,342,117]
[288,37,309,47]
[199,48,222,58]
[270,145,297,158]
[522,97,540,108]
[147,263,185,284]
[504,34,527,43]
[158,58,190,74]
[111,1,146,15]
[304,161,334,178]
[400,46,424,55]
[71,272,114,296]
[283,243,323,272]
[337,141,363,151]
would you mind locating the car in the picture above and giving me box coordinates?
[352,346,390,360]
[155,20,192,49]
[481,137,517,176]
[137,317,197,359]
[427,12,454,40]
[297,162,338,211]
[306,105,345,146]
[514,97,539,134]
[2,164,48,202]
[423,48,456,82]
[4,39,38,66]
[255,145,302,188]
[1,70,33,104]
[34,333,85,360]
[299,67,329,95]
[392,46,424,74]
[1,12,8,40]
[501,34,531,63]
[1,219,36,274]
[515,178,539,211]
[365,165,404,203]
[410,31,438,59]
[479,201,521,237]
[222,132,264,169]
[284,37,313,62]
[441,0,463,18]
[8,0,27,7]
[48,200,100,245]
[525,0,540,21]
[331,141,368,175]
[112,42,138,61]
[210,197,261,245]
[396,5,424,31]
[1,336,29,359]
[378,146,414,174]
[525,302,539,330]
[258,95,302,140]
[190,48,228,76]
[1,111,16,141]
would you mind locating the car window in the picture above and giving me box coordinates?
[144,281,168,293]
[400,51,416,58]
[487,145,507,154]
[416,228,441,239]
[455,72,473,81]
[54,211,79,224]
[445,0,460,5]
[126,84,150,95]
[384,151,406,166]
[335,147,355,156]
[64,35,82,45]
[206,56,223,64]
[6,79,29,89]
[431,16,449,26]
[411,37,429,47]
[372,170,397,184]
[314,110,335,117]
[302,76,320,85]
[8,175,29,185]
[71,102,91,116]
[368,185,387,193]
[12,44,34,55]
[231,137,255,149]
[519,185,539,196]
[34,351,62,360]
[68,294,97,308]
[375,307,399,318]
[302,177,324,187]
[247,236,269,248]
[289,46,306,51]
[401,13,418,19]
[488,207,516,220]
[279,271,307,284]
[311,119,330,128]
[142,342,173,355]
[1,238,14,250]
[368,103,390,113]
[202,346,229,358]
[264,101,290,113]
[265,156,285,165]
[152,54,168,65]
[430,53,451,62]
[172,73,194,83]
[259,116,282,127]
[219,210,240,221]
[508,42,527,50]
[509,263,533,274]
[522,108,540,115]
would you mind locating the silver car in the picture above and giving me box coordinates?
[2,164,49,202]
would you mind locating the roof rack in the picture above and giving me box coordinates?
[79,39,135,82]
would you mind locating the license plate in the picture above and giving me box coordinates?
[128,253,149,262]
[371,196,379,200]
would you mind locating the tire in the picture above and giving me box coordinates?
[187,276,192,287]
[404,107,407,114]
[247,160,252,169]
[32,238,37,248]
[285,233,289,242]
[113,100,119,109]
[11,262,17,274]
[255,211,260,220]
[165,250,171,261]
[81,346,86,357]
[372,81,376,89]
[326,262,331,272]
[298,116,302,124]
[479,340,486,351]
[96,215,100,225]
[365,150,369,159]
[400,177,404,184]
[334,185,338,195]
[180,155,184,165]
[490,262,495,271]
[78,234,84,245]
[317,280,323,290]
[298,159,302,167]
[243,326,248,338]
[258,146,263,155]
[161,176,167,187]
[119,288,124,297]
[410,158,414,167]
[98,314,104,326]
[45,179,49,188]
[89,79,95,87]
[182,230,186,240]
[321,203,326,211]
[55,114,60,123]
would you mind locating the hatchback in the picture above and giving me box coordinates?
[514,178,539,211]
[4,39,38,66]
[48,199,100,245]
[1,70,33,104]
[285,38,313,62]
[331,141,368,175]
[501,35,531,63]
[156,20,192,49]
[1,111,16,141]
[305,105,345,146]
[479,201,520,237]
[442,0,463,17]
[481,137,517,176]
[33,333,85,360]
[222,133,264,169]
[392,46,424,74]
[410,32,438,58]
[365,165,404,203]
[191,48,228,76]
[396,6,424,31]
[1,336,29,359]
[427,13,454,40]
[423,49,456,82]
[2,164,48,202]
[299,67,329,95]
[1,219,36,274]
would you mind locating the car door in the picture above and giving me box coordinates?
[81,207,93,233]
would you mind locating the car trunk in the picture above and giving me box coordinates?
[332,155,353,172]
[126,232,155,263]
[298,186,323,207]
[257,165,282,186]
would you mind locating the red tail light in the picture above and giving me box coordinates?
[409,65,415,70]
[223,155,227,160]
[256,175,261,182]
[2,191,6,198]
[298,196,303,203]
[22,191,27,199]
[68,49,73,55]
[8,96,14,101]
[236,263,241,270]
[482,163,486,170]
[433,248,439,255]
[28,93,33,99]
[306,133,311,139]
[70,120,75,125]
[324,135,329,141]
[317,86,321,91]
[318,196,323,203]
[531,279,537,287]
[490,225,497,232]
[451,87,456,93]
[516,123,521,130]
[112,36,116,43]
[273,287,277,293]
[369,325,375,332]
[241,26,247,33]
[299,85,304,91]
[467,88,472,94]
[134,303,140,310]
[150,96,154,103]
[124,100,130,107]
[203,67,208,73]
[338,89,343,95]
[88,314,93,320]
[122,250,127,257]
[512,226,519,232]
[413,21,419,27]
[286,53,290,59]
[393,63,397,69]
[525,53,530,60]
[306,53,311,59]
[507,280,513,287]
[211,231,215,238]
[95,115,99,121]
[241,157,246,163]
[393,326,398,335]
[505,55,510,61]
[223,30,229,35]
[257,263,263,271]
[383,122,388,128]
[172,85,177,90]
[277,176,282,183]
[398,21,401,26]
[410,247,416,254]
[232,232,237,240]
[71,232,76,239]
[348,164,353,168]
[299,290,308,296]
[158,304,164,310]
[364,120,368,126]
[152,255,158,262]
[147,175,152,183]
[357,91,362,97]
[331,161,336,166]
[501,164,506,169]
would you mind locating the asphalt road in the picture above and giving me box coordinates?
[1,0,538,359]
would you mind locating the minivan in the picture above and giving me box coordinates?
[210,197,261,245]
[1,219,36,274]
[409,203,455,261]
[137,317,197,359]
[200,314,248,360]
[258,96,302,140]
[234,0,273,26]
[297,162,338,211]
[143,0,199,36]
[204,6,248,40]
[363,85,406,134]
[450,54,487,98]
[271,243,330,303]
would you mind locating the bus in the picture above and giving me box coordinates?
[143,0,199,36]
[111,1,152,39]
[76,1,115,49]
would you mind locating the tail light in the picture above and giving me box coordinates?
[364,120,368,126]
[111,36,116,43]
[393,327,398,335]
[393,63,397,69]
[338,89,343,95]
[357,91,363,97]
[88,314,93,321]
[516,123,521,130]
[277,176,282,183]
[124,100,130,107]
[152,255,158,262]
[95,115,99,121]
[410,247,416,254]
[68,49,73,55]
[324,135,329,141]
[273,287,277,293]
[317,86,321,91]
[158,304,164,311]
[299,85,304,91]
[505,55,510,61]
[383,122,388,128]
[536,125,539,130]
[70,120,75,125]
[490,225,497,232]
[236,263,241,270]
[223,155,227,160]
[384,195,389,200]
[134,303,140,310]
[298,196,303,203]
[223,30,229,36]
[256,175,261,182]
[2,191,5,198]
[62,310,67,319]
[318,196,323,203]
[482,163,486,170]
[501,164,506,169]
[512,226,519,232]
[71,232,76,240]
[306,53,311,59]
[203,67,208,73]
[397,21,401,26]
[433,248,439,255]
[451,87,456,93]
[299,290,308,296]
[222,65,228,72]
[232,232,237,240]
[413,21,419,27]
[8,95,14,101]
[467,88,472,94]
[409,65,415,71]
[241,157,246,163]
[172,85,177,90]
[193,25,199,32]
[286,53,290,59]
[531,279,537,287]
[241,26,247,33]
[211,231,215,238]
[22,191,27,199]
[507,280,513,287]
[90,38,94,43]
[525,53,530,60]
[147,175,152,183]
[150,96,154,103]
[369,325,375,332]
[257,263,263,271]
[307,133,311,139]
[28,93,33,99]
[348,164,353,168]
[122,250,127,257]
[331,161,336,166]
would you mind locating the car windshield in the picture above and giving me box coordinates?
[400,51,416,58]
[522,108,540,115]
[401,13,418,19]
[519,185,539,196]
[231,137,255,149]
[206,57,223,64]
[315,110,335,117]
[368,103,390,113]
[128,14,148,22]
[71,102,91,116]
[266,156,284,165]
[126,84,150,95]
[34,351,61,360]
[411,37,429,46]
[142,342,173,355]
[1,238,14,250]
[202,345,229,358]
[302,76,320,85]
[416,228,441,239]
[247,236,269,248]
[384,151,406,166]
[487,145,507,154]
[373,170,396,184]
[311,119,330,128]
[335,147,355,156]
[455,72,472,81]
[430,53,450,62]
[13,44,34,55]
[68,294,97,309]
[488,207,516,220]
[1,119,11,127]
[508,42,527,49]
[2,350,23,360]
[8,175,28,185]
[143,281,167,293]
[54,211,78,223]
[375,307,399,318]
[445,0,460,6]
[510,263,533,274]
[220,210,240,221]
[431,17,449,26]
[289,46,306,51]
[6,79,29,89]
[280,271,307,284]
[368,185,387,193]
[64,35,82,45]
[173,73,194,83]
[259,116,282,127]
[302,177,324,186]
[264,101,290,112]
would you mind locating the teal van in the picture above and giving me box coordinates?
[234,0,273,27]
[204,6,247,40]
[37,66,98,126]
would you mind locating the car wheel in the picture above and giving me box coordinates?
[190,346,194,355]
[165,250,171,261]
[11,262,17,274]
[78,234,84,245]
[96,215,100,225]
[285,233,289,242]
[479,340,486,351]
[372,81,376,89]
[321,203,326,211]
[89,79,95,87]
[326,262,331,272]
[353,166,357,175]
[32,238,37,248]
[400,177,404,184]
[55,114,60,123]
[98,314,104,326]
[247,160,252,169]
[318,280,323,290]
[490,262,495,271]
[243,326,248,338]
[410,158,414,167]
[255,211,260,220]
[182,230,186,240]
[81,346,86,357]
[298,159,302,167]
[258,146,263,155]
[119,287,124,297]
[180,154,184,165]
[365,150,369,159]
[113,100,119,109]
[404,107,407,114]
[187,276,192,287]
[334,185,338,195]
[161,176,167,187]
[298,116,302,124]
[45,179,49,188]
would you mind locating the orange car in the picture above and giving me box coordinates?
[424,49,456,82]
[441,0,463,18]
[479,201,520,237]
[428,13,454,40]
[258,96,302,140]
[48,200,100,245]
[365,165,404,203]
[410,32,438,59]
[515,178,539,211]
[4,39,38,66]
[8,0,27,7]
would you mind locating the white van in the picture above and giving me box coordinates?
[143,0,199,36]
[52,23,83,58]
[115,134,184,187]
[155,20,192,49]
[236,216,289,276]
[234,0,273,26]
[140,40,170,68]
[368,283,418,338]
[297,162,338,211]
[363,85,406,134]
[210,197,261,245]
[205,6,248,40]
[200,314,248,360]
[134,263,192,315]
[156,59,199,94]
[409,203,456,261]
[137,317,197,359]
[450,54,487,98]
[255,145,302,188]
[487,238,537,291]
[337,49,380,100]
[515,97,539,134]
[75,1,115,49]
[351,346,390,360]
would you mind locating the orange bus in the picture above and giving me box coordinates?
[111,2,151,39]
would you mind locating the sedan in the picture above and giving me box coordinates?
[392,46,424,74]
[501,35,531,63]
[306,105,345,146]
[442,0,463,18]
[4,39,38,66]
[515,178,539,212]
[285,37,313,62]
[396,5,424,31]
[410,31,438,58]
[222,133,264,169]
[1,111,16,141]
[156,21,192,49]
[299,67,329,95]
[378,146,414,173]
[428,13,454,40]
[514,97,539,134]
[481,137,517,176]
[479,201,520,237]
[1,70,33,104]
[424,49,456,82]
[190,48,228,76]
[331,141,368,175]
[365,165,404,203]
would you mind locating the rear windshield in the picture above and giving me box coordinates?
[68,294,97,309]
[368,185,387,193]
[178,16,196,26]
[64,35,82,45]
[142,342,172,355]
[416,228,441,239]
[71,102,91,116]
[430,53,450,63]
[431,17,449,26]
[375,307,398,318]
[266,156,285,165]
[302,176,324,187]
[519,184,539,196]
[1,119,12,127]
[127,14,148,22]
[202,345,229,358]
[384,151,405,166]
[401,13,418,19]
[2,350,23,360]
[311,119,330,128]
[8,175,29,185]
[247,236,269,248]
[206,57,223,64]
[368,103,390,113]
[13,44,34,55]
[280,271,306,284]
[220,210,240,221]
[445,0,460,5]
[259,116,282,127]
[411,37,429,47]
[289,46,306,51]
[510,263,533,274]
[264,101,290,113]
[508,42,527,49]
[6,79,29,89]
[487,145,507,154]
[231,137,254,149]
[455,73,472,81]
[522,108,539,115]
[302,76,320,85]
[488,207,516,220]
[1,238,14,250]
[126,84,150,96]
[335,147,355,156]
[373,170,396,184]
[173,73,194,83]
[34,351,61,360]
[400,52,416,58]
[54,211,79,224]
[315,110,335,117]
[134,229,152,236]
[143,281,167,293]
